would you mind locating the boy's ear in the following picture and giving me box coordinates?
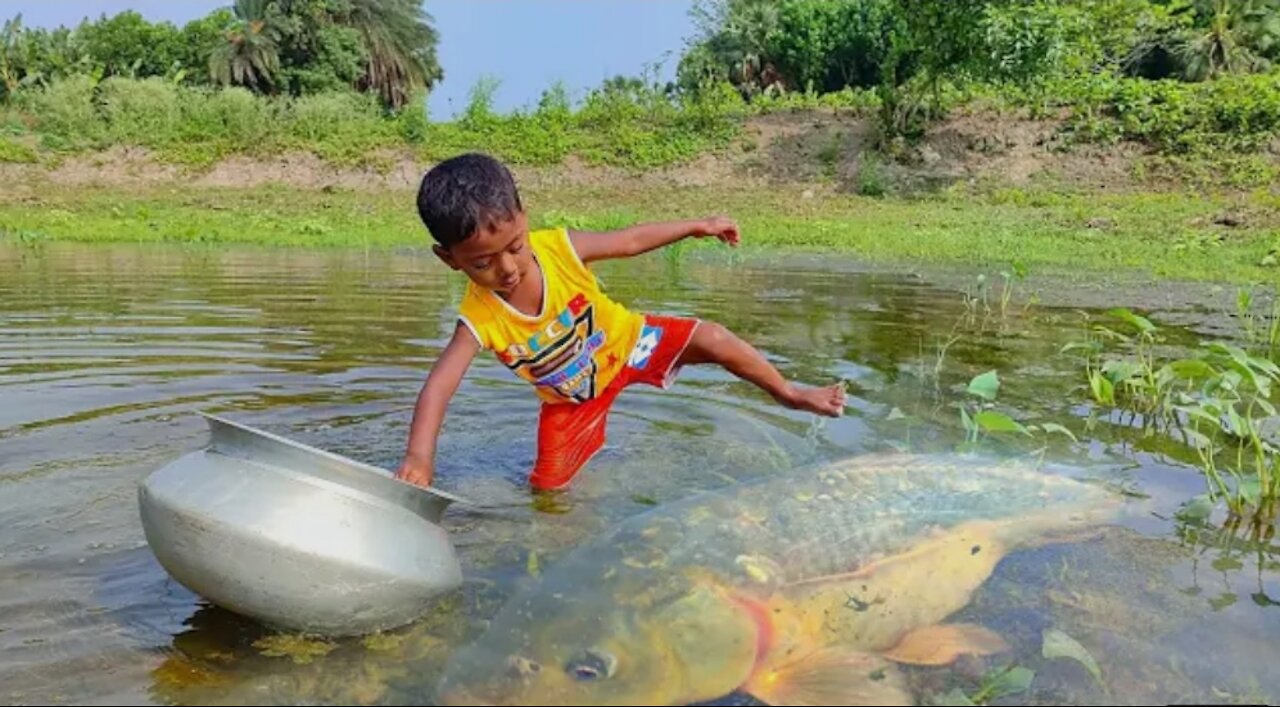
[432,244,460,270]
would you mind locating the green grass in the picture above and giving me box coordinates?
[0,136,38,163]
[2,182,1278,284]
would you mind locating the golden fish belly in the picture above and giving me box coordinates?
[764,520,1007,656]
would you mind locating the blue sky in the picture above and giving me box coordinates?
[5,0,698,118]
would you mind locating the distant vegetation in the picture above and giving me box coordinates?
[0,0,440,108]
[0,0,1276,173]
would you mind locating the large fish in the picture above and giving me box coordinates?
[436,452,1122,706]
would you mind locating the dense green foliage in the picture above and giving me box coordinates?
[678,0,1280,140]
[679,0,1280,93]
[0,0,1277,173]
[0,0,440,108]
[0,75,746,168]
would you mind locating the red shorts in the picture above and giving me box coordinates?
[529,315,700,490]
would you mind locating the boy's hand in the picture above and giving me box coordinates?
[394,454,434,488]
[696,216,740,246]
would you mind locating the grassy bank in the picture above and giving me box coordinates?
[2,73,1279,182]
[3,181,1277,284]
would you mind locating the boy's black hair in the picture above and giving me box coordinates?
[416,153,523,248]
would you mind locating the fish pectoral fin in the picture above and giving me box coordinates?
[880,623,1010,666]
[744,647,912,706]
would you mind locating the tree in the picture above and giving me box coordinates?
[1170,0,1280,79]
[341,0,443,109]
[271,0,365,96]
[205,0,441,107]
[77,10,184,79]
[181,9,237,85]
[677,0,781,96]
[209,0,283,92]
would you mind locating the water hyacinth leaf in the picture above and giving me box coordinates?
[1042,628,1103,687]
[1166,358,1216,381]
[1256,378,1273,399]
[1089,373,1114,405]
[1179,426,1214,451]
[1225,407,1249,438]
[974,410,1031,436]
[1101,359,1143,384]
[1251,352,1280,378]
[1038,422,1078,441]
[967,370,1000,401]
[1175,494,1214,523]
[1211,342,1277,379]
[1107,307,1155,334]
[1175,404,1220,430]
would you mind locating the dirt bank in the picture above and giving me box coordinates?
[2,109,1260,200]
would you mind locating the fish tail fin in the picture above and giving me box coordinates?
[881,623,1010,666]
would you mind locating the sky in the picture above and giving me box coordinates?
[2,0,699,118]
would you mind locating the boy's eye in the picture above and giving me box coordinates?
[473,260,491,269]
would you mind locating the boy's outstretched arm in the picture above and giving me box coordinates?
[569,216,740,263]
[394,322,479,488]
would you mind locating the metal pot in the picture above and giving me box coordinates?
[138,413,467,636]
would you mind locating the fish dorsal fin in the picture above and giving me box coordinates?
[745,646,913,706]
[881,623,1009,666]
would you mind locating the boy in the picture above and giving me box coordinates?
[395,153,845,491]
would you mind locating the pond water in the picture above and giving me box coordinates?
[2,241,1278,706]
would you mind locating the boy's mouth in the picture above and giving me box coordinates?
[500,274,520,289]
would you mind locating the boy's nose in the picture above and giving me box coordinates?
[498,255,517,276]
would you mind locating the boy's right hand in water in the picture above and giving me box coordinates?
[395,322,478,491]
[394,454,434,488]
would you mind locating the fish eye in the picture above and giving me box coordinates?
[565,648,617,682]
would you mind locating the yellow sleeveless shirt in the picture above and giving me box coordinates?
[457,227,645,405]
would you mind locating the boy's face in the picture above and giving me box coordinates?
[434,210,534,298]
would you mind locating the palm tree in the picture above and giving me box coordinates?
[344,0,442,109]
[209,0,281,92]
[688,0,781,95]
